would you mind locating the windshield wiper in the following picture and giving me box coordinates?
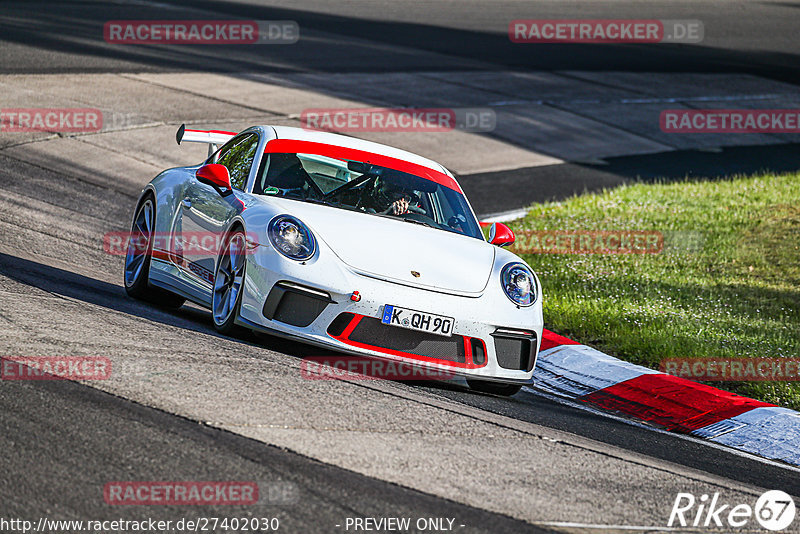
[402,218,437,228]
[374,213,437,229]
[300,197,368,214]
[299,197,338,207]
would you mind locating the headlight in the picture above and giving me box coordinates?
[501,263,537,306]
[268,215,316,261]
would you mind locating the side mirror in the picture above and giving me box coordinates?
[196,164,232,196]
[488,222,515,247]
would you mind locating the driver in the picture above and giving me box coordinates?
[389,195,411,215]
[372,176,420,215]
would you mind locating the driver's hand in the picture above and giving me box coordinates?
[391,198,410,215]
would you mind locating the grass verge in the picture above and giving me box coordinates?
[509,173,800,409]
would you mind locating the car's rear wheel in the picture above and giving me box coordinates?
[466,379,523,396]
[212,228,247,334]
[124,195,185,309]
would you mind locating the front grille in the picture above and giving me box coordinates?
[348,316,466,363]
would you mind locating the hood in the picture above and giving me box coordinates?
[270,198,494,294]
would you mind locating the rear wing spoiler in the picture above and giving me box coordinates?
[176,124,236,158]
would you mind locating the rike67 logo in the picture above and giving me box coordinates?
[669,490,796,531]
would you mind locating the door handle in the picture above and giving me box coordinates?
[182,197,192,208]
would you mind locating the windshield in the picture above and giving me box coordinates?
[253,152,483,240]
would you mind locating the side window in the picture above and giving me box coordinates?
[215,134,259,191]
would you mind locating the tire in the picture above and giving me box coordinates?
[212,227,247,335]
[466,379,523,397]
[123,194,185,309]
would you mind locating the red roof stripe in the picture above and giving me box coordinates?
[264,139,462,193]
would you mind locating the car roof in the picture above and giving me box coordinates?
[268,125,452,176]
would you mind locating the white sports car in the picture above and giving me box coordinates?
[124,124,543,395]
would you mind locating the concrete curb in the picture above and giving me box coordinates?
[533,330,800,467]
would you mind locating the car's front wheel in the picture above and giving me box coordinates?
[466,379,523,397]
[212,227,247,334]
[124,195,185,309]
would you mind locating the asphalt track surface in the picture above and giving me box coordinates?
[0,375,546,534]
[2,1,800,532]
[3,0,800,82]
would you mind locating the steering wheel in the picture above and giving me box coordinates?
[380,203,426,216]
[398,210,439,228]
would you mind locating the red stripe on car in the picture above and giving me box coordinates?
[264,139,462,193]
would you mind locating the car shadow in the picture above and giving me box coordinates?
[0,251,468,389]
[0,251,322,359]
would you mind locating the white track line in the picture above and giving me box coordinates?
[534,521,685,531]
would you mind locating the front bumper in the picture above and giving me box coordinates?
[237,244,543,384]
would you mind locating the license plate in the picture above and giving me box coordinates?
[381,305,454,337]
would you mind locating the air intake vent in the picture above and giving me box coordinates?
[263,282,333,327]
[492,329,537,371]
